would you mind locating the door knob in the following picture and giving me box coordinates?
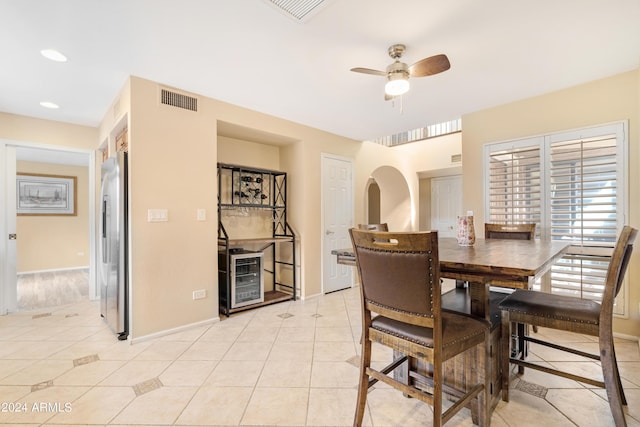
[325,230,335,235]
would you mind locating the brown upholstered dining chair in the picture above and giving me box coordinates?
[484,223,536,240]
[499,226,637,427]
[357,223,388,231]
[350,229,491,427]
[484,222,538,339]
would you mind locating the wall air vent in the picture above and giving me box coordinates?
[451,154,462,163]
[264,0,331,22]
[160,89,198,112]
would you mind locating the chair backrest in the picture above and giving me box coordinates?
[485,223,536,240]
[357,223,389,231]
[601,226,637,320]
[349,229,440,327]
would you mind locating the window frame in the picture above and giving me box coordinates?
[483,121,629,316]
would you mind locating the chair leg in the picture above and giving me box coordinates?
[517,323,527,374]
[612,345,627,406]
[354,336,371,427]
[468,338,490,427]
[433,360,443,427]
[600,336,627,427]
[501,311,511,402]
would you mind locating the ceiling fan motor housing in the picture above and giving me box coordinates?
[386,60,409,80]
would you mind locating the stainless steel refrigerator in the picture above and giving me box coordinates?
[99,151,128,340]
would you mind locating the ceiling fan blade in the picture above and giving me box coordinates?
[409,54,450,77]
[350,67,386,76]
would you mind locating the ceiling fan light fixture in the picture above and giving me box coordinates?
[385,73,410,96]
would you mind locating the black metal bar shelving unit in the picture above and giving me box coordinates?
[217,163,296,316]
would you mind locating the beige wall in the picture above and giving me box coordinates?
[16,161,89,272]
[418,178,431,230]
[462,69,640,336]
[0,113,97,150]
[123,78,218,338]
[217,135,280,169]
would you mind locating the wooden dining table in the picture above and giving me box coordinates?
[333,237,568,316]
[332,236,570,411]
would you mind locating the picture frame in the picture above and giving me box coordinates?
[16,173,77,216]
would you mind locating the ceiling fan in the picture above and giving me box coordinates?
[351,44,450,100]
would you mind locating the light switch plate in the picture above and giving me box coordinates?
[197,208,206,221]
[148,209,168,222]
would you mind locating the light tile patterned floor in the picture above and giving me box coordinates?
[0,286,639,426]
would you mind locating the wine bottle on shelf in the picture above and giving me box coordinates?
[234,191,249,198]
[240,176,254,182]
[255,177,263,183]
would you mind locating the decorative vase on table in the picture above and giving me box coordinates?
[456,213,476,246]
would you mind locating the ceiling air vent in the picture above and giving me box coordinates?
[160,89,198,112]
[264,0,331,22]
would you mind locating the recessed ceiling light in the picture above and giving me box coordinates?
[40,49,67,62]
[40,101,60,109]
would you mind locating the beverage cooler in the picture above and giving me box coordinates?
[219,249,264,308]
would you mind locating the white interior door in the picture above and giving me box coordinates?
[1,145,18,314]
[431,175,462,238]
[322,154,353,293]
[1,143,95,314]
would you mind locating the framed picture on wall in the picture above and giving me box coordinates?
[16,173,77,216]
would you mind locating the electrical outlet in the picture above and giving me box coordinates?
[192,289,207,300]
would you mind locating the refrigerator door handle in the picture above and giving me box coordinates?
[102,197,108,263]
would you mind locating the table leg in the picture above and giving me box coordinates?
[468,282,491,320]
[468,281,501,414]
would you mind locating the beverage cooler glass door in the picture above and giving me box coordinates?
[231,252,264,308]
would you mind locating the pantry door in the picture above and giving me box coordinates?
[321,154,353,293]
[431,175,462,238]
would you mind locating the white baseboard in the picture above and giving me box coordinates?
[301,292,322,301]
[130,316,220,345]
[18,266,89,275]
[613,331,640,344]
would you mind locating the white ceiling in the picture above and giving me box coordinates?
[1,0,639,143]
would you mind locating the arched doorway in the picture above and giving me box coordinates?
[367,166,412,231]
[366,178,380,224]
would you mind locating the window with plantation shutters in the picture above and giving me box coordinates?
[487,143,541,233]
[484,122,628,315]
[548,133,620,303]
